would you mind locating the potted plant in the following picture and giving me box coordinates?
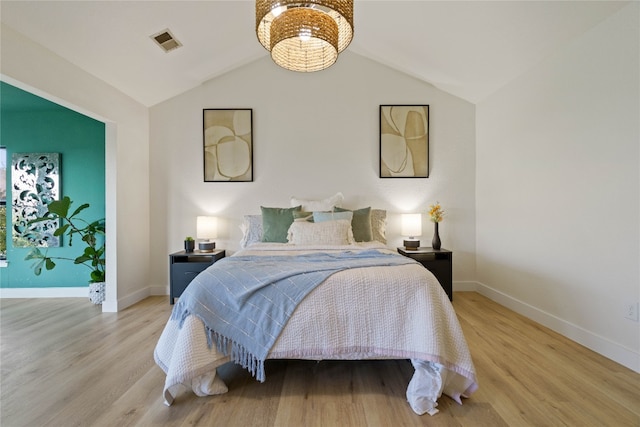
[184,236,195,253]
[25,196,106,304]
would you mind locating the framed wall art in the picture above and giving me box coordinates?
[11,152,61,247]
[379,105,429,178]
[203,109,253,182]
[0,147,6,259]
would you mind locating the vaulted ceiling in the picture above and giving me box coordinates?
[0,1,628,107]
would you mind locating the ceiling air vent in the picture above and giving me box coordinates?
[150,29,182,53]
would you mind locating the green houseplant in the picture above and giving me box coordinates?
[26,196,105,286]
[184,236,195,253]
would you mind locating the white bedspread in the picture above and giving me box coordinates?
[154,243,478,415]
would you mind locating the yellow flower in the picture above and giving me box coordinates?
[428,202,444,222]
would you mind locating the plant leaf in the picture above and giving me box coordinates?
[75,255,91,264]
[90,270,105,283]
[53,223,70,237]
[47,196,71,217]
[25,248,44,261]
[69,203,90,219]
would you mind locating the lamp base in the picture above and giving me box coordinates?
[198,241,216,252]
[403,239,420,250]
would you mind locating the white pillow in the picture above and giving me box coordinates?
[371,209,387,244]
[239,215,263,248]
[287,219,354,245]
[290,192,344,212]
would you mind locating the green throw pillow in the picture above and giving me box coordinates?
[293,210,314,222]
[334,206,372,242]
[261,205,301,243]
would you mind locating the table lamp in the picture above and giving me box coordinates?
[196,216,218,252]
[401,213,422,250]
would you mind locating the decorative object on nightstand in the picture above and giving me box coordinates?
[197,216,218,252]
[169,249,225,304]
[184,236,195,253]
[432,223,441,250]
[428,202,444,250]
[401,213,422,250]
[397,247,453,301]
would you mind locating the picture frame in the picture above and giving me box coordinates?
[11,152,61,247]
[379,105,429,178]
[203,109,253,182]
[0,147,6,259]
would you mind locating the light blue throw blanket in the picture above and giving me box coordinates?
[171,250,416,381]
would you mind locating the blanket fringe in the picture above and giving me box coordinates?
[172,304,267,382]
[203,322,265,382]
[231,339,265,382]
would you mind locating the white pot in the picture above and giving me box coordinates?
[89,282,106,305]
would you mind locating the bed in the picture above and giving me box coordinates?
[154,201,478,416]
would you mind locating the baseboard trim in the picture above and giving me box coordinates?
[112,287,150,312]
[149,285,169,296]
[472,281,639,373]
[0,285,153,312]
[0,287,88,298]
[453,281,478,292]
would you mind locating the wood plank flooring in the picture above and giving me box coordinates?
[1,293,638,426]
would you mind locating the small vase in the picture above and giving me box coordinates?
[184,240,195,253]
[432,222,441,250]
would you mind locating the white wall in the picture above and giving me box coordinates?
[476,3,639,371]
[1,24,151,311]
[149,52,477,295]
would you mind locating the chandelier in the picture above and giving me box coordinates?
[256,0,354,72]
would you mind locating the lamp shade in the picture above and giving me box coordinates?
[196,216,218,240]
[401,213,422,237]
[256,0,354,72]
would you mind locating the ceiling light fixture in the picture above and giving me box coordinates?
[256,0,354,72]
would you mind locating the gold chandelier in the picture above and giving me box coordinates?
[256,0,354,72]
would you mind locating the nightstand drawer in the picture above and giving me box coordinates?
[406,251,450,262]
[170,263,209,300]
[169,249,225,304]
[171,261,211,281]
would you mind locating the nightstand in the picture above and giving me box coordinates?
[169,249,225,304]
[397,247,453,301]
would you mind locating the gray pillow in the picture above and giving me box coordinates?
[261,205,301,243]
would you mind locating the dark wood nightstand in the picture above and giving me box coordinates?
[169,249,225,304]
[397,247,453,301]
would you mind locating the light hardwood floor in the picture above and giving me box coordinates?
[1,293,638,427]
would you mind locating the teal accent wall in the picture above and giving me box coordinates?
[0,82,105,288]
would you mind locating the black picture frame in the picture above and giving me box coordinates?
[379,105,429,178]
[203,109,253,182]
